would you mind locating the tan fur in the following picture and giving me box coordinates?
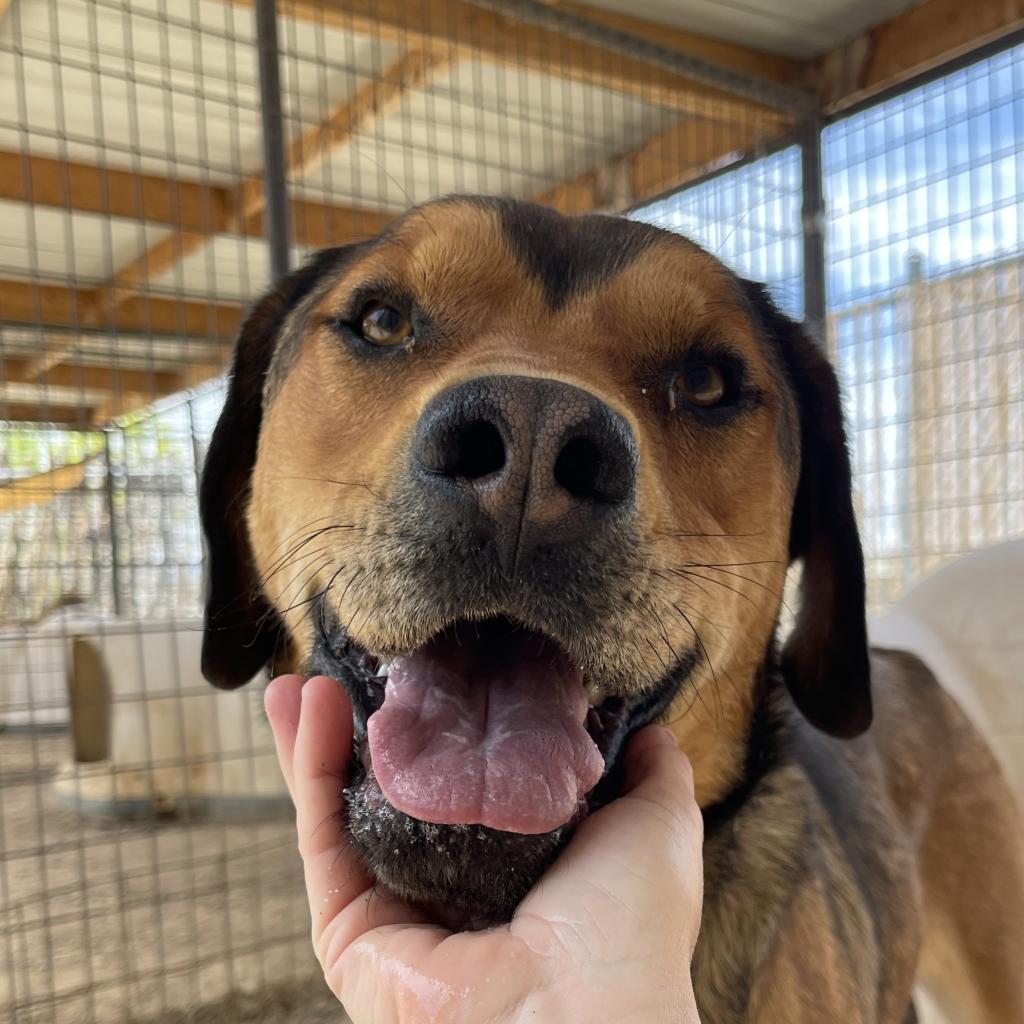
[244,200,1024,1022]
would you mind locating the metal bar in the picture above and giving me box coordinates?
[254,0,290,282]
[799,117,827,343]
[103,428,125,616]
[469,0,816,114]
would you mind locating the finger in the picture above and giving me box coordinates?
[622,723,694,802]
[289,679,438,981]
[519,725,703,956]
[264,674,305,798]
[610,725,702,869]
[289,676,372,941]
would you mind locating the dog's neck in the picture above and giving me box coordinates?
[666,643,780,809]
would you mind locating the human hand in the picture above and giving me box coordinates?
[266,674,704,1023]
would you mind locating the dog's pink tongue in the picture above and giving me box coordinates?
[367,632,603,834]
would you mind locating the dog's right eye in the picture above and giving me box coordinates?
[359,303,413,347]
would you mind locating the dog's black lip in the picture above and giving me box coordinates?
[309,603,696,819]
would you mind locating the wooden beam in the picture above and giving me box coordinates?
[0,150,231,233]
[85,47,442,347]
[538,115,787,213]
[815,0,1024,111]
[252,0,791,125]
[0,150,391,246]
[0,400,97,426]
[629,117,782,201]
[1,149,390,380]
[0,279,241,339]
[3,356,182,395]
[247,198,391,250]
[1,462,92,510]
[240,46,451,219]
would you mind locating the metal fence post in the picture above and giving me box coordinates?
[800,116,827,345]
[254,0,290,282]
[103,427,125,617]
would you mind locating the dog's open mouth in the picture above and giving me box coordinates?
[313,611,691,836]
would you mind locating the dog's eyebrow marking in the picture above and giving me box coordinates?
[472,197,669,310]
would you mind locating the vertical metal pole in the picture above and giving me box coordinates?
[800,117,827,345]
[103,428,125,617]
[254,0,290,282]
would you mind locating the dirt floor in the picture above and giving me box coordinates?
[0,730,348,1024]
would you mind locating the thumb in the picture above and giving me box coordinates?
[520,725,704,958]
[621,724,697,803]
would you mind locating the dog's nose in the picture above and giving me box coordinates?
[411,375,637,571]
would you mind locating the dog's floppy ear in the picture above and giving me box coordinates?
[200,246,361,689]
[742,281,872,738]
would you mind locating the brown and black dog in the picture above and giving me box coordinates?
[199,197,1023,1023]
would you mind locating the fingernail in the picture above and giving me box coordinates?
[648,724,678,747]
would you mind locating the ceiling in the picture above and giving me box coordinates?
[578,0,926,60]
[0,0,948,427]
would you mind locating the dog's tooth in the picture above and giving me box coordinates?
[586,680,606,707]
[375,660,391,678]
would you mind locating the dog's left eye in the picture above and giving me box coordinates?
[360,303,412,347]
[672,361,727,409]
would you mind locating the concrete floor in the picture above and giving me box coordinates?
[0,730,344,1024]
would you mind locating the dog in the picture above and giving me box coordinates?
[198,197,1023,1023]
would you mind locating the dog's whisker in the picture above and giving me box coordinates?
[275,554,334,608]
[667,569,766,612]
[679,559,785,569]
[645,576,733,642]
[276,475,383,501]
[261,545,332,589]
[254,560,333,632]
[263,514,338,554]
[652,527,767,540]
[668,599,722,722]
[258,523,362,584]
[273,568,340,622]
[683,563,786,599]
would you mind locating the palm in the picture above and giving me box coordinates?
[266,675,701,1024]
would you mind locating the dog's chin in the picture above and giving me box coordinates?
[310,609,694,925]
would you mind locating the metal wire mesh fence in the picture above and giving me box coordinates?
[0,2,800,1021]
[0,0,1020,1020]
[824,41,1024,610]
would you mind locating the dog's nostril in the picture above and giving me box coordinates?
[554,432,634,505]
[443,420,506,480]
[554,436,605,501]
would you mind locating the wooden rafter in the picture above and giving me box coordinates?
[538,115,788,214]
[0,278,241,339]
[229,0,793,127]
[3,148,393,379]
[50,46,447,382]
[0,400,97,426]
[237,46,451,225]
[4,356,178,395]
[0,150,231,233]
[815,0,1024,111]
[100,47,446,312]
[0,150,393,246]
[1,356,225,425]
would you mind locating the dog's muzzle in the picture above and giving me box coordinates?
[306,375,692,920]
[410,374,638,573]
